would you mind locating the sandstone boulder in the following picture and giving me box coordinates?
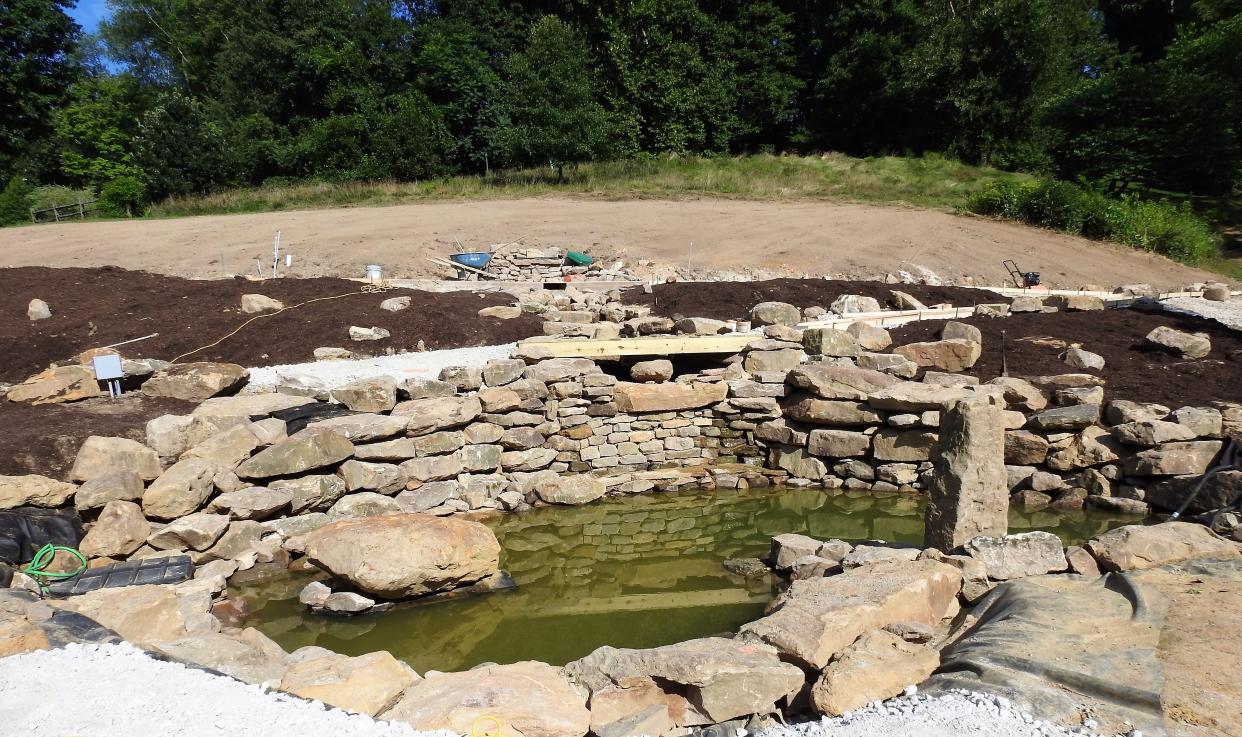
[1144,326,1210,359]
[533,475,607,505]
[675,317,730,335]
[280,650,418,716]
[141,458,219,520]
[306,413,408,443]
[739,559,961,668]
[393,396,483,435]
[807,429,870,458]
[304,513,500,599]
[1085,521,1240,572]
[151,628,288,685]
[786,365,898,400]
[147,512,231,551]
[1110,420,1198,447]
[52,584,190,646]
[70,436,161,482]
[479,305,521,319]
[801,329,860,358]
[742,349,805,372]
[846,322,892,351]
[563,637,804,725]
[964,531,1067,580]
[614,381,726,413]
[78,500,149,558]
[782,396,881,426]
[809,629,938,716]
[240,294,283,313]
[207,487,292,520]
[630,360,674,383]
[751,302,800,327]
[867,382,970,412]
[0,474,76,509]
[142,362,248,402]
[236,429,354,479]
[1027,404,1099,431]
[1063,348,1105,371]
[1122,440,1223,476]
[830,295,881,314]
[893,339,981,372]
[348,326,390,341]
[6,365,102,404]
[330,376,398,413]
[388,661,590,737]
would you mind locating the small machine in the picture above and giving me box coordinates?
[1003,259,1041,288]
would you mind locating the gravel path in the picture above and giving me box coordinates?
[0,643,452,737]
[246,343,517,392]
[1161,297,1242,332]
[759,690,1123,737]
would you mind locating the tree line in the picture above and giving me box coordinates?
[1,0,1239,216]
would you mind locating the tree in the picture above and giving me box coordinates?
[132,91,241,197]
[0,0,80,172]
[0,175,35,226]
[496,16,613,180]
[54,76,144,187]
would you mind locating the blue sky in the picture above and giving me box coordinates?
[68,0,111,33]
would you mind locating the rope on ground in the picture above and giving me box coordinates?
[169,281,400,364]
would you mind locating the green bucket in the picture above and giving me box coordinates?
[565,250,593,266]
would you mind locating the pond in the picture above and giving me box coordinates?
[234,487,1144,674]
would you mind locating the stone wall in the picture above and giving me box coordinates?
[483,247,639,282]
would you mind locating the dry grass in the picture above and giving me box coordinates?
[149,152,1033,218]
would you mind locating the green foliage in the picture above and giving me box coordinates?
[28,184,95,211]
[968,179,1221,262]
[53,76,143,187]
[0,176,36,226]
[495,17,613,177]
[132,92,242,198]
[99,175,147,217]
[0,0,80,170]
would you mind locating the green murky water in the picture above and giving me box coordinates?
[235,487,1143,673]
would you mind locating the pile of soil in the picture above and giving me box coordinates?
[888,309,1242,407]
[0,267,543,383]
[624,279,1003,321]
[0,395,193,478]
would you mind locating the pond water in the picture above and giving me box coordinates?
[235,487,1144,673]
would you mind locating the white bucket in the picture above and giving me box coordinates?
[365,264,382,282]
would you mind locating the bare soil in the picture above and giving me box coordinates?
[888,309,1242,407]
[0,395,193,478]
[1,197,1224,289]
[0,267,542,383]
[626,278,1002,320]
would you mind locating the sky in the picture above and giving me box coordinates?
[68,0,111,33]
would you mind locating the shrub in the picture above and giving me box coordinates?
[99,175,147,217]
[28,184,95,212]
[967,179,1220,264]
[0,175,35,226]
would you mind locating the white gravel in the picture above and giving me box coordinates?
[0,643,454,737]
[759,690,1127,737]
[246,343,517,392]
[1161,296,1242,332]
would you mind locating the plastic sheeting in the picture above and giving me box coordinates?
[0,507,84,565]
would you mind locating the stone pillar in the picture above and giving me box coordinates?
[924,393,1008,551]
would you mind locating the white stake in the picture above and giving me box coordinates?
[272,231,282,278]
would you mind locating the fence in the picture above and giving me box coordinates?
[30,199,98,223]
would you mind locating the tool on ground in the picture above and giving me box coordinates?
[22,543,87,595]
[1171,437,1240,520]
[1002,259,1041,288]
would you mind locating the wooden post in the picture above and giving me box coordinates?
[53,204,61,222]
[29,207,35,223]
[77,201,85,219]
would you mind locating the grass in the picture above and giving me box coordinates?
[147,152,1034,218]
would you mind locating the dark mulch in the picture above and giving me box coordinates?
[0,267,543,383]
[0,395,194,478]
[888,309,1242,407]
[623,279,1003,321]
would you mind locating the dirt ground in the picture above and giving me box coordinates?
[627,278,1002,320]
[0,267,542,383]
[0,395,193,478]
[888,309,1242,407]
[1,197,1224,289]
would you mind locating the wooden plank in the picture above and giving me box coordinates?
[520,333,756,357]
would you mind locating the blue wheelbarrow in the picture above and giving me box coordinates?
[448,251,494,280]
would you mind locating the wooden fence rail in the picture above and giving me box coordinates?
[30,199,98,223]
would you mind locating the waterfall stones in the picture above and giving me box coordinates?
[923,393,1008,550]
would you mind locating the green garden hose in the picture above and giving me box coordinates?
[21,543,88,594]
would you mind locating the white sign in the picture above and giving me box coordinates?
[91,354,124,380]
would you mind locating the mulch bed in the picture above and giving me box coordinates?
[0,395,194,478]
[0,267,544,383]
[623,279,1003,321]
[888,309,1242,408]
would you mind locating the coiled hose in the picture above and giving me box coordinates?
[21,543,88,594]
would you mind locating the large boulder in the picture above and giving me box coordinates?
[830,295,881,314]
[782,396,882,426]
[1085,522,1240,572]
[240,294,283,313]
[563,637,804,726]
[630,360,674,383]
[141,457,218,520]
[964,532,1068,580]
[330,376,398,413]
[305,414,407,443]
[149,628,288,686]
[236,429,354,479]
[142,362,248,402]
[51,585,191,646]
[751,302,801,327]
[279,650,418,716]
[1110,420,1197,447]
[78,500,149,558]
[614,381,727,413]
[923,396,1008,550]
[1122,441,1222,476]
[392,396,483,435]
[6,365,102,404]
[533,475,607,505]
[207,487,292,520]
[1144,326,1210,359]
[0,474,76,509]
[387,661,590,737]
[809,629,939,716]
[146,512,231,551]
[866,382,970,412]
[304,513,500,599]
[739,559,962,668]
[801,329,860,358]
[70,436,161,483]
[785,365,898,400]
[893,339,981,372]
[807,429,870,458]
[1026,404,1100,431]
